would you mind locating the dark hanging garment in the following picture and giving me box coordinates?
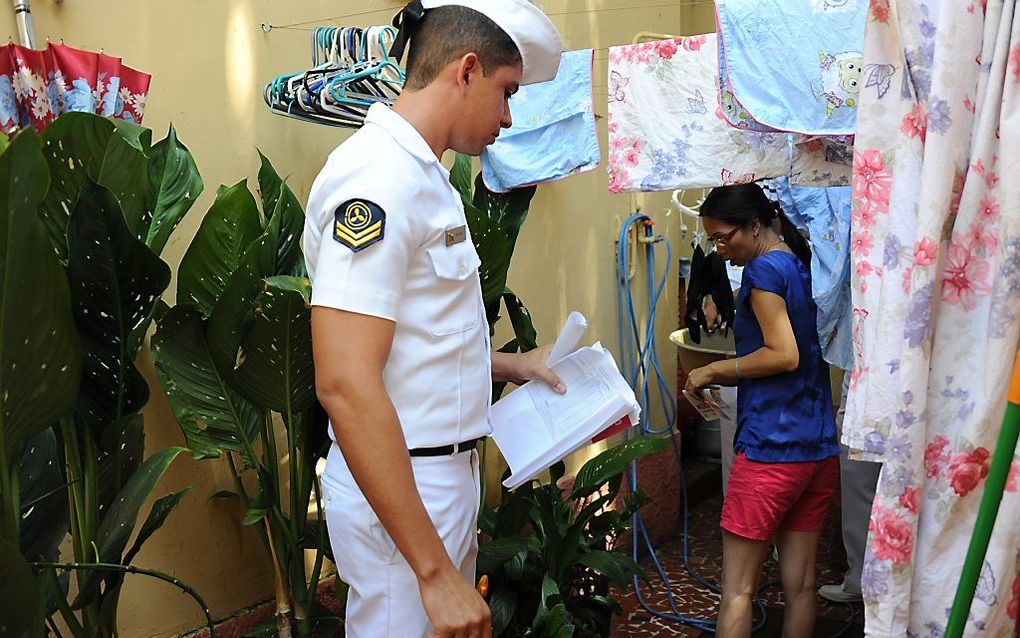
[684,245,735,343]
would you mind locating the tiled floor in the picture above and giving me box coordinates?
[611,491,866,637]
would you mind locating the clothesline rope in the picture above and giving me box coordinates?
[261,0,716,33]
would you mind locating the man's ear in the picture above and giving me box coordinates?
[456,52,482,91]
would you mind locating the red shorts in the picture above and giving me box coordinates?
[721,453,839,541]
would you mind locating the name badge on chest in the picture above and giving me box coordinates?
[445,225,468,247]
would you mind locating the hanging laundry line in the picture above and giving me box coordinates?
[260,0,716,34]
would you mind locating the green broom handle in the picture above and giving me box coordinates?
[944,351,1020,638]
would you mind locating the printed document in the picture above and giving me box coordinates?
[490,313,640,489]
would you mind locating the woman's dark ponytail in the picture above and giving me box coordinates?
[776,209,812,269]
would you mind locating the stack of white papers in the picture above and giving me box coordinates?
[490,313,641,490]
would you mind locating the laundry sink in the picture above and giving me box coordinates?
[670,328,736,374]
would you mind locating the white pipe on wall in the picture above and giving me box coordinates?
[12,0,36,48]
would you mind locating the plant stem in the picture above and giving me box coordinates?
[225,453,249,502]
[34,562,214,638]
[226,452,271,551]
[0,424,17,545]
[262,412,281,509]
[58,419,87,568]
[79,432,103,635]
[82,434,99,545]
[306,476,326,606]
[264,519,293,638]
[44,567,87,638]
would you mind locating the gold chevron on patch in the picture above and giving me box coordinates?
[333,199,386,252]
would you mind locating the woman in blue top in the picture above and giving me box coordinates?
[685,183,840,638]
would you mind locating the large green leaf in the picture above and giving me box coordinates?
[0,129,81,464]
[465,202,512,316]
[123,486,193,565]
[472,173,537,252]
[96,122,153,239]
[0,538,39,638]
[451,153,474,208]
[177,180,262,313]
[39,113,152,261]
[570,437,669,500]
[18,429,69,563]
[257,151,304,276]
[206,219,279,380]
[73,446,187,608]
[96,414,145,514]
[533,575,562,625]
[489,585,518,637]
[93,485,194,633]
[574,550,642,589]
[503,289,538,352]
[143,124,203,256]
[67,179,171,428]
[478,535,539,573]
[534,603,574,638]
[232,276,315,414]
[39,113,115,259]
[151,304,262,464]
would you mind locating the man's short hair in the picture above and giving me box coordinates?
[404,5,522,90]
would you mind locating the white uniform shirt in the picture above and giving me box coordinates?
[304,103,492,450]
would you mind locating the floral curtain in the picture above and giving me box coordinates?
[0,42,150,134]
[846,0,1020,634]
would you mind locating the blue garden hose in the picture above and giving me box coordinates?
[615,212,769,633]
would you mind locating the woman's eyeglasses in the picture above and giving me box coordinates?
[707,226,742,247]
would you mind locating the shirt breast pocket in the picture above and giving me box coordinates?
[425,244,482,336]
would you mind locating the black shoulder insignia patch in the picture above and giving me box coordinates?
[333,199,385,252]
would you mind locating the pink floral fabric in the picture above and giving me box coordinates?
[846,0,1020,635]
[606,34,850,192]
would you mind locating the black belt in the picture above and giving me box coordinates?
[408,438,481,458]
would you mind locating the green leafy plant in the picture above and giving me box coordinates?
[479,438,666,637]
[0,113,209,638]
[451,154,539,356]
[151,153,333,638]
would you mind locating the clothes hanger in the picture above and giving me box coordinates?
[264,23,405,128]
[671,189,707,246]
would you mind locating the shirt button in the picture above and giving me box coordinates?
[459,263,468,275]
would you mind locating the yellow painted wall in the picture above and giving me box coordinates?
[4,1,716,636]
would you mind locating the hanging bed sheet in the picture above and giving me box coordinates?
[763,176,853,371]
[607,33,852,193]
[716,0,868,136]
[607,33,790,192]
[480,49,599,193]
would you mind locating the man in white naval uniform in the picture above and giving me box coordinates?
[304,2,564,636]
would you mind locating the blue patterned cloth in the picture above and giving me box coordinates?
[716,0,868,135]
[480,50,599,193]
[765,176,853,371]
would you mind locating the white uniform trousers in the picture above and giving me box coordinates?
[321,444,481,637]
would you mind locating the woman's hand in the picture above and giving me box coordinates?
[702,295,723,334]
[684,364,717,392]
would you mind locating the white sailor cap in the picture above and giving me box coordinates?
[390,0,562,85]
